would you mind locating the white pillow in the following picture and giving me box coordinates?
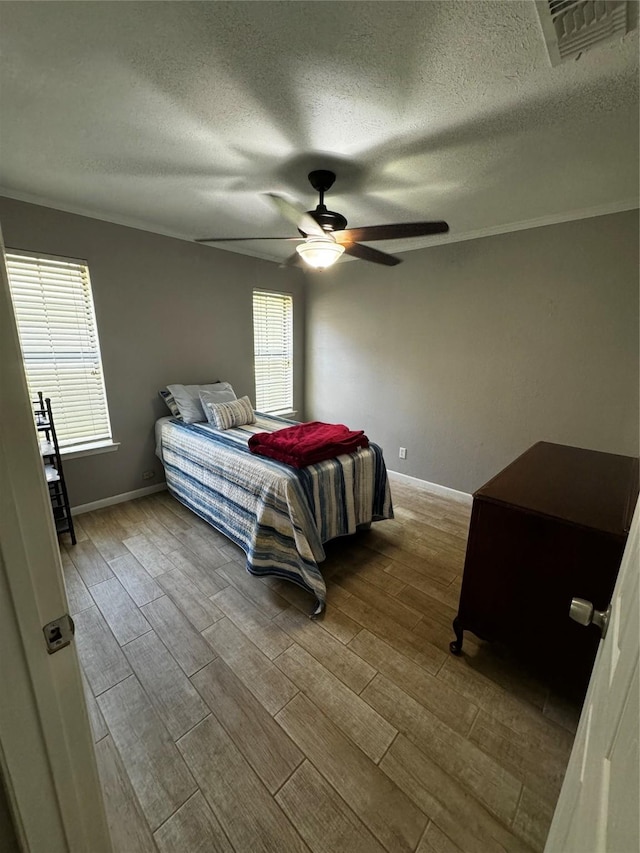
[201,395,255,430]
[167,382,236,424]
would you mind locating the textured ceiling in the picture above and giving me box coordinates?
[0,1,638,265]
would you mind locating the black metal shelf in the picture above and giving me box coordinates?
[33,392,76,546]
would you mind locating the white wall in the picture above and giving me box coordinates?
[2,197,638,500]
[305,210,639,493]
[0,196,305,506]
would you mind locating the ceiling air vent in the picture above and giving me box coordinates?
[536,0,630,65]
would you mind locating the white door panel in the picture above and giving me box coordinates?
[545,497,639,853]
[607,663,638,852]
[0,228,111,850]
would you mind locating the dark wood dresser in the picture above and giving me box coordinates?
[451,442,638,691]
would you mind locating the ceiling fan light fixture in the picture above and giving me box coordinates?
[295,237,345,270]
[196,170,447,269]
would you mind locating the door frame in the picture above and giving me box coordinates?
[0,226,111,851]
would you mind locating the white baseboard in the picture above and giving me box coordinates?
[387,469,472,504]
[72,483,167,515]
[71,473,470,514]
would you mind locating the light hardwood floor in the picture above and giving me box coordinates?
[60,476,581,853]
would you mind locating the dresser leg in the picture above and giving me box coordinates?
[450,617,464,655]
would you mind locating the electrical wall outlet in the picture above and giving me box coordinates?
[399,447,407,459]
[142,471,155,480]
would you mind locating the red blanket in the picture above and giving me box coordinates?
[248,421,369,468]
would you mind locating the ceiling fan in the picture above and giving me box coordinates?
[195,170,449,270]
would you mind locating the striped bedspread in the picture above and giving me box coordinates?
[157,414,393,612]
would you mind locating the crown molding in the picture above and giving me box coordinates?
[0,187,196,241]
[0,187,637,264]
[0,188,282,265]
[417,198,639,250]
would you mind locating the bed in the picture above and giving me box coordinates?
[155,413,393,612]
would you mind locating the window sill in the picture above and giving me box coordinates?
[269,410,298,419]
[61,440,120,460]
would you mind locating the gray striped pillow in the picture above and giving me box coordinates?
[201,394,255,430]
[158,389,182,418]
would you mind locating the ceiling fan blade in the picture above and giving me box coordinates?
[265,193,330,239]
[342,242,401,266]
[195,236,301,243]
[335,221,449,243]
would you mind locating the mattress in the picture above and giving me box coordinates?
[156,413,393,612]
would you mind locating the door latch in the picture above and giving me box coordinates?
[43,614,75,654]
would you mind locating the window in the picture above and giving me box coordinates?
[7,250,113,449]
[252,290,293,415]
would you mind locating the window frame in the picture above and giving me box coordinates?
[6,248,117,456]
[252,289,294,416]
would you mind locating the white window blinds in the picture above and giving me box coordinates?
[253,290,293,414]
[6,251,113,448]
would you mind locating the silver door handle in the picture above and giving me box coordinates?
[569,598,611,638]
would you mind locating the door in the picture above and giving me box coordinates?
[0,228,111,851]
[545,497,639,852]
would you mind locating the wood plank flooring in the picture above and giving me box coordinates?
[61,479,581,853]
